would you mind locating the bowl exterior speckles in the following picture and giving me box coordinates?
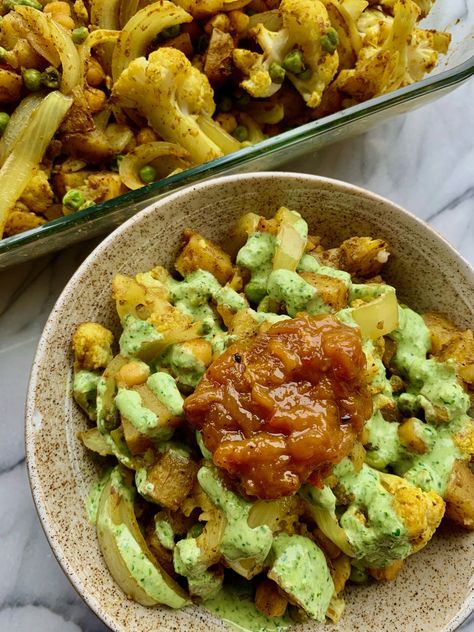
[25,173,474,632]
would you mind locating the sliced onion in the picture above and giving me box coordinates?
[90,0,121,29]
[0,91,72,238]
[111,1,193,81]
[351,289,399,339]
[13,6,82,94]
[246,9,282,33]
[78,29,120,66]
[120,0,140,28]
[96,468,190,607]
[323,0,363,54]
[0,94,43,167]
[105,122,134,152]
[197,114,241,154]
[273,207,307,272]
[119,141,193,190]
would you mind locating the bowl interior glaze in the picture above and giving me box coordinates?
[26,173,474,632]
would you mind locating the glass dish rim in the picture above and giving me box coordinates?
[1,53,473,257]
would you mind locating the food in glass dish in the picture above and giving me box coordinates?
[72,207,474,629]
[0,0,451,239]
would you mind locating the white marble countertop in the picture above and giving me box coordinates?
[0,77,473,631]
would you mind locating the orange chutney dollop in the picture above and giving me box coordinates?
[184,314,373,499]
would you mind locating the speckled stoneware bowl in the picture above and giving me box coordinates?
[26,173,474,632]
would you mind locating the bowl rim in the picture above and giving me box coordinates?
[25,172,474,632]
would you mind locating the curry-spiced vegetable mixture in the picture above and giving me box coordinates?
[0,0,450,238]
[72,207,474,629]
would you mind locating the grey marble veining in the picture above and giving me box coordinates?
[0,77,473,631]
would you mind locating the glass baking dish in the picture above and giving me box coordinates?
[0,1,472,270]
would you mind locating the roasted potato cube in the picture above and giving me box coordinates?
[72,322,114,371]
[227,309,261,339]
[84,171,126,203]
[0,68,22,103]
[204,27,234,86]
[175,229,234,285]
[369,559,404,581]
[299,272,348,311]
[132,383,182,430]
[3,208,46,237]
[144,449,199,510]
[255,578,288,618]
[112,273,169,321]
[122,417,154,455]
[52,170,93,198]
[422,312,460,354]
[339,237,390,278]
[19,169,54,214]
[398,418,428,454]
[444,460,474,529]
[437,330,474,386]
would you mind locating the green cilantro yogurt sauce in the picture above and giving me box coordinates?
[204,584,292,631]
[79,212,474,631]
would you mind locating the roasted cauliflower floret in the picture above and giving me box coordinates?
[112,47,239,164]
[72,322,114,371]
[233,0,339,107]
[334,0,450,104]
[379,472,445,552]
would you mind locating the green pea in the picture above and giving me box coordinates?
[0,112,10,136]
[63,188,86,211]
[72,26,89,44]
[160,24,180,39]
[0,46,7,60]
[197,34,209,54]
[269,61,286,84]
[22,68,42,91]
[139,164,157,184]
[233,125,248,142]
[298,67,312,81]
[218,95,233,113]
[321,27,339,53]
[235,92,250,108]
[41,66,60,89]
[282,49,305,75]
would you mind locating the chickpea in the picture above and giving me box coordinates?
[86,58,106,87]
[228,10,249,34]
[116,361,150,387]
[44,1,72,15]
[84,87,107,113]
[215,112,238,134]
[44,2,75,30]
[136,127,158,144]
[53,14,76,29]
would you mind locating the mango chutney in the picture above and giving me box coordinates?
[184,314,373,499]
